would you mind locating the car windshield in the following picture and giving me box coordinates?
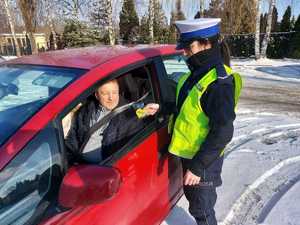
[0,65,86,147]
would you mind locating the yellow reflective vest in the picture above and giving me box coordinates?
[168,65,242,159]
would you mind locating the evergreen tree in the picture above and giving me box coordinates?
[139,15,150,43]
[152,0,169,43]
[139,0,168,44]
[90,0,115,45]
[291,16,295,30]
[271,6,279,32]
[119,0,139,43]
[260,13,267,33]
[278,6,292,57]
[289,15,300,58]
[294,14,300,31]
[280,6,292,32]
[62,19,101,48]
[266,6,280,58]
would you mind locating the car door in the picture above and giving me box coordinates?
[45,60,179,225]
[153,53,191,205]
[0,122,64,225]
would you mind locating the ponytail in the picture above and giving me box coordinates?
[207,35,231,67]
[220,38,231,67]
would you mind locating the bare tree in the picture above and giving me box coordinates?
[175,0,185,20]
[199,0,205,18]
[2,0,21,56]
[0,2,9,32]
[106,0,114,45]
[149,0,155,43]
[18,0,38,54]
[255,0,261,59]
[90,0,115,45]
[223,0,256,34]
[61,0,87,20]
[42,0,59,50]
[261,0,276,58]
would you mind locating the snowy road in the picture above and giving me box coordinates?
[162,59,300,225]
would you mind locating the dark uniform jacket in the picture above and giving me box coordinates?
[182,69,235,187]
[65,97,144,163]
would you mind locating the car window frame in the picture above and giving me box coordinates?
[0,121,64,225]
[153,53,188,118]
[55,58,161,166]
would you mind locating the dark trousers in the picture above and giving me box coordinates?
[183,185,218,225]
[182,159,221,225]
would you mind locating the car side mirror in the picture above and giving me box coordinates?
[58,165,121,208]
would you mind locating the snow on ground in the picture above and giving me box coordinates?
[1,56,18,61]
[231,58,300,83]
[162,58,300,225]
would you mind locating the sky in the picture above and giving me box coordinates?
[133,0,300,22]
[261,0,300,20]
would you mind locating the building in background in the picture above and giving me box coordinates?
[0,32,47,56]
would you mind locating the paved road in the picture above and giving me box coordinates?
[239,74,300,118]
[162,74,300,225]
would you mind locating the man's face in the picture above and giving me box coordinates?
[95,80,119,110]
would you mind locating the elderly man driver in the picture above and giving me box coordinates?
[65,79,159,164]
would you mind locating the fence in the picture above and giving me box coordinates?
[224,31,297,58]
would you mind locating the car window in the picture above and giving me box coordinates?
[0,123,63,225]
[62,64,157,164]
[0,65,86,148]
[162,54,190,83]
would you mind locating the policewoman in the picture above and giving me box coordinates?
[168,18,242,225]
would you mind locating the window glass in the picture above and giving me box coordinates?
[0,65,86,147]
[0,124,62,225]
[64,65,157,164]
[162,55,190,83]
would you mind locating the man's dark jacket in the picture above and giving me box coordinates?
[65,97,144,163]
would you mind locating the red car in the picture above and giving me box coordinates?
[0,45,191,225]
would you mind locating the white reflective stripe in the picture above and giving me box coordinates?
[217,75,230,80]
[175,18,221,33]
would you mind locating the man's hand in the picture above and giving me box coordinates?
[143,103,159,116]
[184,169,201,186]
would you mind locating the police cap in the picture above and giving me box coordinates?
[174,18,221,50]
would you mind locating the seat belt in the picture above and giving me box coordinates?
[78,92,150,153]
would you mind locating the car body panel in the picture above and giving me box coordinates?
[4,45,177,69]
[0,45,183,225]
[0,45,178,170]
[42,131,182,225]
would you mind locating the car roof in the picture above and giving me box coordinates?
[4,45,179,69]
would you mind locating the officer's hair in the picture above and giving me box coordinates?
[196,35,231,67]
